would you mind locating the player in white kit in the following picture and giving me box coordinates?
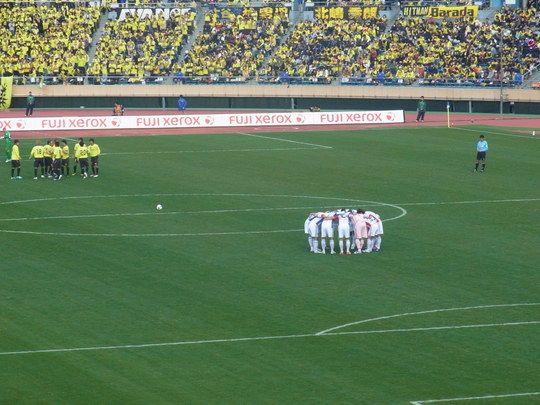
[320,211,337,254]
[363,210,383,252]
[307,212,324,253]
[336,209,352,254]
[305,214,315,252]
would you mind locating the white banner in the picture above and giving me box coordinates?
[0,110,404,132]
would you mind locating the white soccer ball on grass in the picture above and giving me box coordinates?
[156,204,163,210]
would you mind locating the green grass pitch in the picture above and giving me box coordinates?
[1,125,539,404]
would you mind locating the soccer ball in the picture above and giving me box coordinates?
[156,204,163,210]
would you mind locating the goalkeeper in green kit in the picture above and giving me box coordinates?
[1,126,12,162]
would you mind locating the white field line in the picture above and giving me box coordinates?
[455,126,540,139]
[0,206,336,222]
[0,228,302,237]
[410,391,540,404]
[396,198,540,206]
[0,320,538,357]
[237,132,333,149]
[102,146,323,155]
[316,302,540,335]
[0,193,389,206]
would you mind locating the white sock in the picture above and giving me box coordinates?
[308,237,313,250]
[321,239,327,251]
[330,239,335,251]
[367,238,374,251]
[346,239,350,252]
[375,236,382,249]
[339,239,344,252]
[313,239,319,251]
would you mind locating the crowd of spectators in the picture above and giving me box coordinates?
[171,6,288,82]
[0,3,100,84]
[88,8,196,83]
[262,16,388,84]
[1,2,540,87]
[262,5,540,87]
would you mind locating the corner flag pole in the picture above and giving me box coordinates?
[446,101,451,128]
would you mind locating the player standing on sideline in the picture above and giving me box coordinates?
[337,209,352,254]
[178,95,187,113]
[25,91,35,116]
[10,139,22,179]
[474,135,488,173]
[75,139,89,178]
[52,140,63,180]
[88,138,101,177]
[61,139,70,176]
[43,139,54,177]
[1,126,12,162]
[29,140,45,179]
[415,96,426,122]
[72,137,83,176]
[320,210,337,254]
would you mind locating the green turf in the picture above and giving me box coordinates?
[1,125,539,405]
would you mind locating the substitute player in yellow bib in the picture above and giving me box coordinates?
[88,138,101,177]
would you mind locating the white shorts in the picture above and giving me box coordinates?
[366,220,383,237]
[338,224,350,238]
[304,218,311,234]
[308,220,320,237]
[321,220,334,238]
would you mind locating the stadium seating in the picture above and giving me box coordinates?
[0,3,538,87]
[172,6,288,83]
[0,3,100,84]
[89,7,196,84]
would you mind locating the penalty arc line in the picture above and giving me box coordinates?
[0,320,538,357]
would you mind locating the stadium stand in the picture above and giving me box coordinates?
[1,2,539,88]
[171,6,288,83]
[261,16,389,85]
[88,7,196,84]
[0,3,100,84]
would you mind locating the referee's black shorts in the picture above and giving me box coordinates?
[476,151,486,161]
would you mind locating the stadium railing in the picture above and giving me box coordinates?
[6,75,526,88]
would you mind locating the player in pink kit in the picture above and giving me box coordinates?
[363,210,383,252]
[336,209,352,254]
[351,209,368,254]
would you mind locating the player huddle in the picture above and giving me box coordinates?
[11,136,100,180]
[305,209,383,254]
